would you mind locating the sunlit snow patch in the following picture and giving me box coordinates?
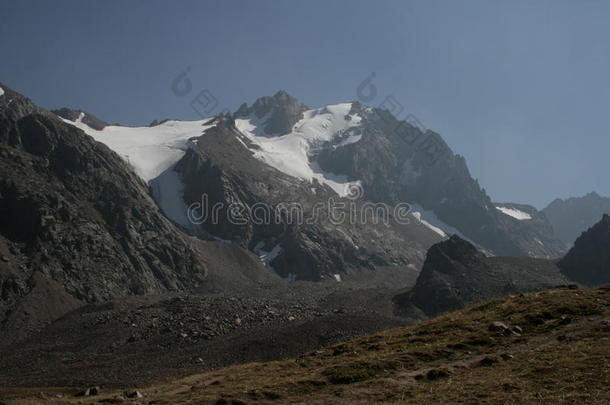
[63,113,214,181]
[235,103,363,197]
[62,113,215,229]
[0,87,4,97]
[495,206,532,220]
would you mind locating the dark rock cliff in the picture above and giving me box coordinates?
[558,214,610,286]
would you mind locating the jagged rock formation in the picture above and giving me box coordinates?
[234,90,308,135]
[558,214,610,286]
[403,236,569,317]
[543,191,610,246]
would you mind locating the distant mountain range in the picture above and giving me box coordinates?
[542,191,610,246]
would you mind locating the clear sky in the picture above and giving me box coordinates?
[1,0,608,208]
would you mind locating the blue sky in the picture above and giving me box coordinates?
[1,0,608,208]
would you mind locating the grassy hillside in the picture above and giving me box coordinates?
[2,285,609,404]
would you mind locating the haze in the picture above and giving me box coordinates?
[1,0,608,208]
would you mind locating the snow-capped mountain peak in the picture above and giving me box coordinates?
[235,102,363,196]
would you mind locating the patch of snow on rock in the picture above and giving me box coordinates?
[495,206,532,220]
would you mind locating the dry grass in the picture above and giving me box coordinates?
[2,285,609,404]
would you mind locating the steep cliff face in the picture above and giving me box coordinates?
[0,86,244,345]
[558,214,610,287]
[404,236,568,317]
[543,192,610,246]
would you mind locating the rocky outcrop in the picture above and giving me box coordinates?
[404,236,569,317]
[234,90,308,135]
[543,191,610,246]
[558,214,610,286]
[52,107,108,130]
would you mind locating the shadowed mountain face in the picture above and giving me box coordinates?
[403,235,569,317]
[0,85,270,346]
[558,214,610,287]
[543,191,610,246]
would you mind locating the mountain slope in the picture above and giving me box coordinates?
[558,214,610,286]
[6,285,609,404]
[543,191,610,246]
[232,93,565,258]
[0,84,270,345]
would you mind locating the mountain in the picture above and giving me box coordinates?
[543,191,610,246]
[399,235,569,317]
[6,285,609,404]
[0,84,272,345]
[2,83,609,398]
[59,91,565,284]
[558,214,610,286]
[61,92,446,282]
